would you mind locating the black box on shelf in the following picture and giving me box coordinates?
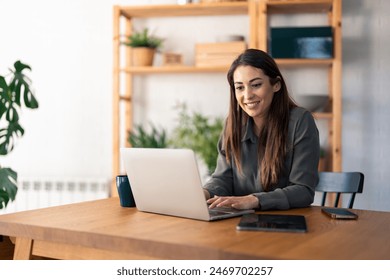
[270,26,333,59]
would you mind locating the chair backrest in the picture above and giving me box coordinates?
[316,172,364,209]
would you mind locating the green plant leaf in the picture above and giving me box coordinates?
[128,123,168,148]
[170,104,223,174]
[0,76,9,118]
[9,61,38,109]
[6,106,19,123]
[0,167,18,209]
[123,28,163,49]
[24,85,39,108]
[0,76,8,94]
[0,60,37,209]
[13,60,31,72]
[0,60,37,156]
[0,122,25,155]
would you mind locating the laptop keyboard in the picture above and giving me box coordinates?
[209,207,243,216]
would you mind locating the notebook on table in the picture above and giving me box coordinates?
[120,148,254,221]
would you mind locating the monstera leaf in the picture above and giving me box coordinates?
[0,60,37,155]
[9,61,38,109]
[0,167,17,209]
[0,60,38,209]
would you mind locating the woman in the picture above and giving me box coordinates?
[203,49,320,210]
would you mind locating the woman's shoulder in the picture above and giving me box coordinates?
[289,106,316,128]
[290,106,313,121]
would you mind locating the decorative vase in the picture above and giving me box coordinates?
[131,47,155,66]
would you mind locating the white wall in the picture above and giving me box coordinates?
[0,0,113,181]
[0,0,389,211]
[342,0,390,211]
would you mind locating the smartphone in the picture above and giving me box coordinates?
[321,207,358,220]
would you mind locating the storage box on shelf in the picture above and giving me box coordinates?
[195,41,247,67]
[162,52,183,66]
[270,26,333,59]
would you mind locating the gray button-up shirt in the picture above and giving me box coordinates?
[204,107,320,210]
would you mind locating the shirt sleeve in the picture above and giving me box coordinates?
[255,109,320,210]
[203,135,234,198]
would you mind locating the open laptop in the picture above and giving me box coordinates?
[120,148,254,221]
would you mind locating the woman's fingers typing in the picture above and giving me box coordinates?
[207,195,258,210]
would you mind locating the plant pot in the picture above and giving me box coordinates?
[132,47,155,66]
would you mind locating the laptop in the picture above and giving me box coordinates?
[120,148,254,221]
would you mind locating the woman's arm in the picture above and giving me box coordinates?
[203,135,234,198]
[254,109,320,210]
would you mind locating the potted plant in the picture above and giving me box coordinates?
[123,28,163,67]
[0,61,38,209]
[128,122,168,148]
[170,104,224,175]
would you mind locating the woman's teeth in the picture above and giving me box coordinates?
[245,101,260,108]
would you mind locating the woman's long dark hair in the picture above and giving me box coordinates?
[224,49,296,191]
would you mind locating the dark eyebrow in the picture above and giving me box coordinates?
[249,77,263,83]
[234,77,263,85]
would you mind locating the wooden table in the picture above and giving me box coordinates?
[0,198,389,260]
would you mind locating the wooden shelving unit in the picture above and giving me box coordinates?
[112,0,342,195]
[263,0,343,174]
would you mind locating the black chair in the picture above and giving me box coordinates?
[316,172,364,209]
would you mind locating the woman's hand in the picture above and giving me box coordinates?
[207,195,259,210]
[203,189,210,200]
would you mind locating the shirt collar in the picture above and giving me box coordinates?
[242,118,257,143]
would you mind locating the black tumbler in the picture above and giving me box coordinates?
[116,175,136,207]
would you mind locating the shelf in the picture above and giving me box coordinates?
[276,58,333,67]
[313,112,332,119]
[122,65,229,74]
[121,59,333,74]
[119,2,249,19]
[266,0,333,14]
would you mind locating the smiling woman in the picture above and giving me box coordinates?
[203,49,320,211]
[233,66,281,136]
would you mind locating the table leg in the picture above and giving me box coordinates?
[13,237,33,260]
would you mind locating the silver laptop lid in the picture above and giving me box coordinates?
[120,148,211,221]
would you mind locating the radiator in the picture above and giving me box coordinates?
[0,178,110,214]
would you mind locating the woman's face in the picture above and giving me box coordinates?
[233,65,280,126]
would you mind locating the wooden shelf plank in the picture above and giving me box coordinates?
[121,65,229,74]
[313,112,333,119]
[119,2,248,18]
[276,58,333,67]
[267,0,333,14]
[120,59,332,74]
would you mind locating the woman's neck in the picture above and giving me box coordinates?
[253,117,265,136]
